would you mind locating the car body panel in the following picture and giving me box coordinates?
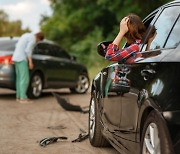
[90,1,180,153]
[0,63,15,89]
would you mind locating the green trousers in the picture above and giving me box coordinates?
[14,61,29,99]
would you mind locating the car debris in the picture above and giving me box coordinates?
[72,133,89,143]
[52,92,89,113]
[39,136,68,147]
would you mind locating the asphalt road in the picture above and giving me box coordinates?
[0,88,118,154]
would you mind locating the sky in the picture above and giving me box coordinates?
[0,0,52,33]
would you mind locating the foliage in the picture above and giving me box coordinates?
[0,10,30,37]
[41,0,172,78]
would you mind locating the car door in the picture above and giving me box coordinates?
[100,64,123,133]
[118,5,180,142]
[53,45,79,87]
[33,43,60,87]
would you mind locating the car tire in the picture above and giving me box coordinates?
[27,72,43,99]
[140,110,174,154]
[70,73,89,94]
[89,91,109,147]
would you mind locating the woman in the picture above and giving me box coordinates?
[105,14,146,63]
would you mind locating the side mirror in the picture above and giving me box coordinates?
[97,41,112,57]
[71,55,77,61]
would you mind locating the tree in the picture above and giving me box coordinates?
[40,0,172,71]
[0,10,30,37]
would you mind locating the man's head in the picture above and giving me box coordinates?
[35,32,45,42]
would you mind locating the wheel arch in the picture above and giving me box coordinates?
[139,107,154,141]
[81,68,88,75]
[91,83,96,94]
[139,109,174,154]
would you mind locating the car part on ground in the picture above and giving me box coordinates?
[53,92,89,113]
[72,133,89,143]
[39,136,68,147]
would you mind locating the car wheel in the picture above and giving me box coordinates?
[89,91,109,147]
[141,110,174,154]
[27,73,43,98]
[70,73,89,94]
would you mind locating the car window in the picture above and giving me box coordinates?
[147,6,180,50]
[165,15,180,48]
[46,44,55,56]
[53,46,70,59]
[59,48,70,59]
[34,43,50,55]
[0,40,17,51]
[34,43,70,59]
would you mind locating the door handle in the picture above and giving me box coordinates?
[141,69,156,80]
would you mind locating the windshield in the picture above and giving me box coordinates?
[0,40,17,51]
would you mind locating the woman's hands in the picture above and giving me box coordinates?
[120,17,129,35]
[112,16,129,46]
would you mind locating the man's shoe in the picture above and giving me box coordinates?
[18,99,33,104]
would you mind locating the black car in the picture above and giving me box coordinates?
[0,37,90,98]
[88,1,180,154]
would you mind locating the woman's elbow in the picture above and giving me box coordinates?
[105,55,111,61]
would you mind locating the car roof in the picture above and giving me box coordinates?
[143,0,180,22]
[38,39,59,46]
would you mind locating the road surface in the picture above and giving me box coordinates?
[0,88,118,154]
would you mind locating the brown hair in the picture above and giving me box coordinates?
[35,32,45,41]
[124,14,146,44]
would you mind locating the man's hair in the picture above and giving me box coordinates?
[35,32,45,41]
[124,13,146,44]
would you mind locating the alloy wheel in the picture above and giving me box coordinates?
[31,74,43,97]
[89,97,95,139]
[142,122,161,154]
[75,75,89,93]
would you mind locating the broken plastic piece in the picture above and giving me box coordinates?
[72,133,89,143]
[39,136,68,147]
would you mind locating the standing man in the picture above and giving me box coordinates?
[12,32,45,103]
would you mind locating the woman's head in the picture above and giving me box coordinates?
[124,13,146,44]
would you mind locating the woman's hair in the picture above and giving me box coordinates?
[124,13,146,44]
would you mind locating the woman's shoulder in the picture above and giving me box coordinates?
[127,40,141,51]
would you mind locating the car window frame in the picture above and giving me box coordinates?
[141,5,180,52]
[53,45,71,60]
[164,14,180,49]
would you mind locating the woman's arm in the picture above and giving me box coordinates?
[113,17,129,46]
[105,17,139,61]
